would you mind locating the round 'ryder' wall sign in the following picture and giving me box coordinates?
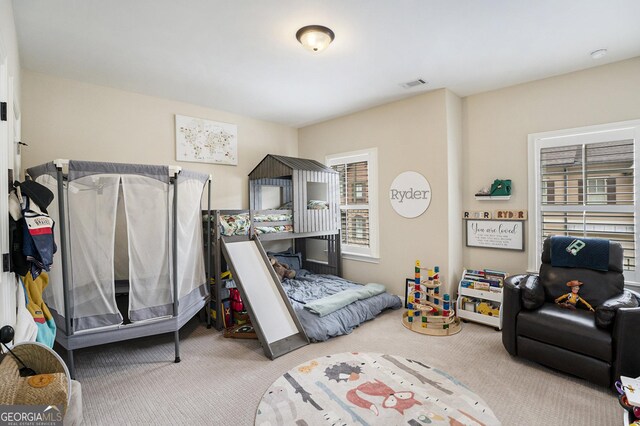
[389,171,431,218]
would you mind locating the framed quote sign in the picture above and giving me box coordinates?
[465,219,524,251]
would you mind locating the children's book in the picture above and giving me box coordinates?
[621,376,640,406]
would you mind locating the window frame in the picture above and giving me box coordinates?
[528,119,640,287]
[326,148,379,263]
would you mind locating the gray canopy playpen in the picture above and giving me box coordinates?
[26,160,212,377]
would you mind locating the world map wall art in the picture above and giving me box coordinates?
[175,114,238,165]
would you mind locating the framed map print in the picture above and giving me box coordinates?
[175,114,238,165]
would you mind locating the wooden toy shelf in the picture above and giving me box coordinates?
[456,269,506,330]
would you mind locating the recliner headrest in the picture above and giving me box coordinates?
[541,238,624,273]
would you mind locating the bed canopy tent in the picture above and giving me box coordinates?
[26,160,212,377]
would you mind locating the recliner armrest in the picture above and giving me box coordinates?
[504,274,530,292]
[520,274,545,310]
[595,290,639,329]
[612,306,640,384]
[502,274,528,355]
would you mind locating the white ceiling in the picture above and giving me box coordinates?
[12,0,640,127]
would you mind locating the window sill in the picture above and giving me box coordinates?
[342,252,380,264]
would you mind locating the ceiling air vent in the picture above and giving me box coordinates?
[400,78,427,89]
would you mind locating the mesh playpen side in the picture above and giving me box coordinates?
[27,160,211,377]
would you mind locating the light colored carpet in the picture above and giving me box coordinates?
[67,310,619,425]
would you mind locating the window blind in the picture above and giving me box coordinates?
[540,139,635,270]
[331,161,370,247]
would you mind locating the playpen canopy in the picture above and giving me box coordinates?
[27,160,209,333]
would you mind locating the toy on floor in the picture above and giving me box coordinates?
[476,302,500,317]
[616,376,640,424]
[555,280,595,312]
[401,261,461,336]
[223,323,258,339]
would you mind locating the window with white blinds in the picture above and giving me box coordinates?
[327,148,379,261]
[530,121,640,285]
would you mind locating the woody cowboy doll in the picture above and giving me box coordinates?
[555,280,595,312]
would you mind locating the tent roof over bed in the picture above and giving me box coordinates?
[249,154,337,180]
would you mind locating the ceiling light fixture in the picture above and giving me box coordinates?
[590,48,608,59]
[296,25,335,53]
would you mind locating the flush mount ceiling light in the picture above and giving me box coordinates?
[296,25,335,53]
[590,48,608,59]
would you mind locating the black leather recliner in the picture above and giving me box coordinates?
[502,237,640,387]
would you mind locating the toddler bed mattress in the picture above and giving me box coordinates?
[281,270,402,342]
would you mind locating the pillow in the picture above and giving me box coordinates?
[520,275,545,310]
[273,253,302,271]
[268,247,294,255]
[218,214,250,236]
[307,200,329,210]
[595,289,639,329]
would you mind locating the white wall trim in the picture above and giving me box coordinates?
[342,253,381,264]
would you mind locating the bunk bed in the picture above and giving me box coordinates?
[27,160,212,377]
[203,208,343,330]
[205,154,401,341]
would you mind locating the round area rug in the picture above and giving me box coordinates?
[255,352,500,426]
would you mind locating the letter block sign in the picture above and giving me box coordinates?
[389,171,432,218]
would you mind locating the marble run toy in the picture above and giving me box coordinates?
[402,260,461,336]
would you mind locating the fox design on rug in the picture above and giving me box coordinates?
[346,379,422,415]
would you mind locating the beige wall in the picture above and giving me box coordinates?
[18,50,640,290]
[21,71,298,208]
[299,57,640,291]
[299,89,461,295]
[462,57,640,274]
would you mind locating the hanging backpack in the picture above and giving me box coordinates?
[21,196,57,279]
[11,180,57,279]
